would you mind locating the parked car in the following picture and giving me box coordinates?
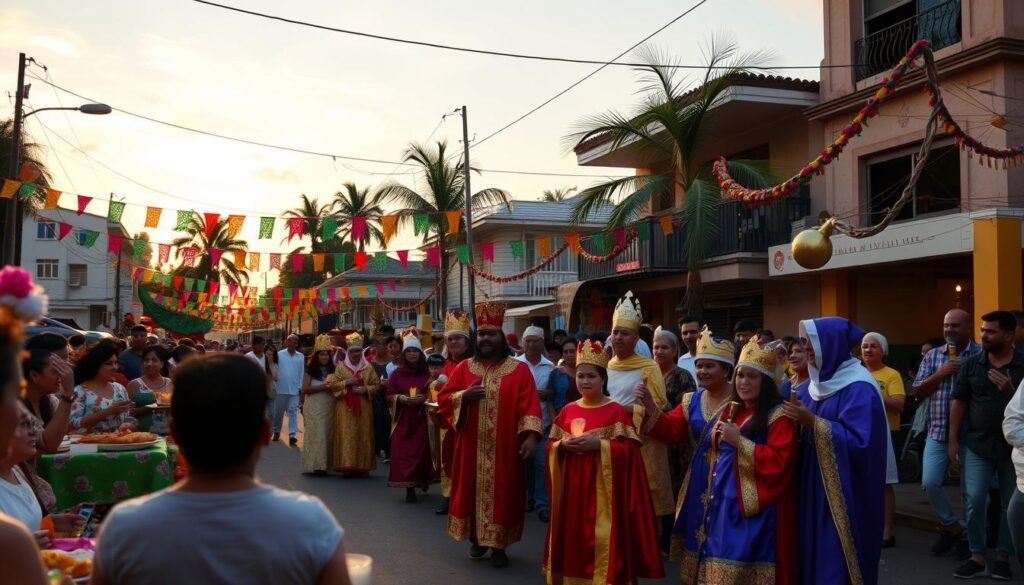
[25,318,112,345]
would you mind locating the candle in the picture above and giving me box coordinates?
[346,553,373,585]
[409,387,418,398]
[430,388,439,402]
[570,418,586,437]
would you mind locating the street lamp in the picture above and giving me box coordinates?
[3,51,111,265]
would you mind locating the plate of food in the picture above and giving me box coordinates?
[77,431,161,451]
[144,402,172,410]
[41,549,92,583]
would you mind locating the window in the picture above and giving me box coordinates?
[36,259,59,280]
[68,264,88,287]
[37,221,56,240]
[865,143,960,225]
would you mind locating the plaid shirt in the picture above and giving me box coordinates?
[912,340,980,442]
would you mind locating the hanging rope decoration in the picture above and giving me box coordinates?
[578,229,637,263]
[714,39,997,268]
[468,243,570,283]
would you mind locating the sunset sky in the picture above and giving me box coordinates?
[1,0,823,272]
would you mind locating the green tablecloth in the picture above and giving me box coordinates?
[37,440,176,510]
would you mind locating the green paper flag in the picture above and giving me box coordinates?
[132,239,147,258]
[591,233,605,253]
[184,278,195,291]
[174,210,192,231]
[107,201,126,223]
[413,214,429,236]
[510,240,524,259]
[196,280,207,293]
[17,183,38,199]
[163,274,173,287]
[322,217,338,241]
[81,230,99,249]
[259,217,275,239]
[456,244,470,264]
[636,221,650,241]
[319,288,329,300]
[333,254,347,273]
[374,252,388,271]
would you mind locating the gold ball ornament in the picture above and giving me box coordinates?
[791,218,836,270]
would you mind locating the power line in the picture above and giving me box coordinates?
[193,0,844,71]
[469,0,711,150]
[27,74,630,179]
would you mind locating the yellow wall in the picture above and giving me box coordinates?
[972,216,1022,338]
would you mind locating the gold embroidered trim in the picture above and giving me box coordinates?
[680,549,775,585]
[814,416,864,585]
[550,422,639,443]
[736,436,759,517]
[640,405,661,435]
[518,415,542,436]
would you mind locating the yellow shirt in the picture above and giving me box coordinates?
[870,365,906,431]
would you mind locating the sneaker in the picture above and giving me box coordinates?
[272,433,280,442]
[289,436,298,447]
[932,527,961,556]
[953,559,987,579]
[469,544,489,559]
[990,561,1012,581]
[490,549,508,568]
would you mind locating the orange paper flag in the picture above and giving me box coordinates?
[232,250,246,267]
[566,233,581,254]
[226,215,245,239]
[43,189,61,210]
[381,215,397,244]
[537,236,551,258]
[357,285,368,297]
[445,210,461,235]
[248,252,260,272]
[0,180,20,199]
[145,207,163,228]
[658,215,674,236]
[313,253,325,272]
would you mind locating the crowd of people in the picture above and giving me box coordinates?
[1,260,1023,584]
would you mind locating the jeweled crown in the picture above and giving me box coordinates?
[612,291,641,332]
[475,301,506,331]
[345,331,364,347]
[445,310,471,337]
[313,334,333,352]
[575,339,608,369]
[736,336,779,378]
[694,326,735,367]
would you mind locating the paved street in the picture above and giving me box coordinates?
[254,427,1013,585]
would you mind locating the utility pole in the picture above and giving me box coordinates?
[460,105,476,330]
[3,53,27,266]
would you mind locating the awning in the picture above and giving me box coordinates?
[504,302,555,318]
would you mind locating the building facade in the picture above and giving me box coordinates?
[21,210,130,331]
[318,256,438,334]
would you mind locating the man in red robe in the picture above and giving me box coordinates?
[437,301,542,568]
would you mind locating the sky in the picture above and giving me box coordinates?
[0,0,823,284]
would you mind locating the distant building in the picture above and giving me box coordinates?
[318,255,438,334]
[21,209,131,330]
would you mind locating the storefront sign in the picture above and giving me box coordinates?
[616,260,640,272]
[769,213,974,276]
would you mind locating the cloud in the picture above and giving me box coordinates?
[770,0,822,20]
[253,167,300,183]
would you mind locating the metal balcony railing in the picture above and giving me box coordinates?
[854,0,961,82]
[578,189,811,282]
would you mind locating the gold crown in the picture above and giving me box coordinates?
[575,339,608,369]
[444,310,471,337]
[313,334,333,352]
[694,326,735,367]
[345,331,364,347]
[612,291,641,332]
[736,336,779,378]
[475,301,506,331]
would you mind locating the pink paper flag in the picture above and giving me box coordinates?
[183,246,198,267]
[132,267,144,281]
[426,247,441,267]
[76,195,92,216]
[375,282,385,295]
[229,283,239,298]
[388,279,396,291]
[398,250,409,268]
[210,248,223,266]
[158,244,171,264]
[291,254,303,273]
[209,281,220,296]
[481,241,495,262]
[613,227,626,247]
[351,216,366,243]
[107,234,124,255]
[57,222,72,240]
[270,253,282,270]
[287,217,304,242]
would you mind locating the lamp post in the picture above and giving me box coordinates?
[4,52,111,265]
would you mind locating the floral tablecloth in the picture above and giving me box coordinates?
[37,440,177,510]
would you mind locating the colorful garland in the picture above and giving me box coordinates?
[714,40,1024,204]
[578,230,637,262]
[467,244,570,283]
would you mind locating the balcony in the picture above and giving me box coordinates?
[854,0,961,82]
[474,270,578,301]
[578,191,810,282]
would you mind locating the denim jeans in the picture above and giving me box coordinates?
[534,434,549,513]
[272,394,300,437]
[1008,488,1024,571]
[962,446,1016,557]
[922,438,962,528]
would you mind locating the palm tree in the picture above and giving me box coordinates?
[171,213,250,285]
[277,193,356,289]
[540,186,576,202]
[0,118,52,214]
[333,182,389,251]
[378,140,511,312]
[567,40,776,316]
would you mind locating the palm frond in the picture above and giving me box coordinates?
[570,174,666,226]
[680,178,721,268]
